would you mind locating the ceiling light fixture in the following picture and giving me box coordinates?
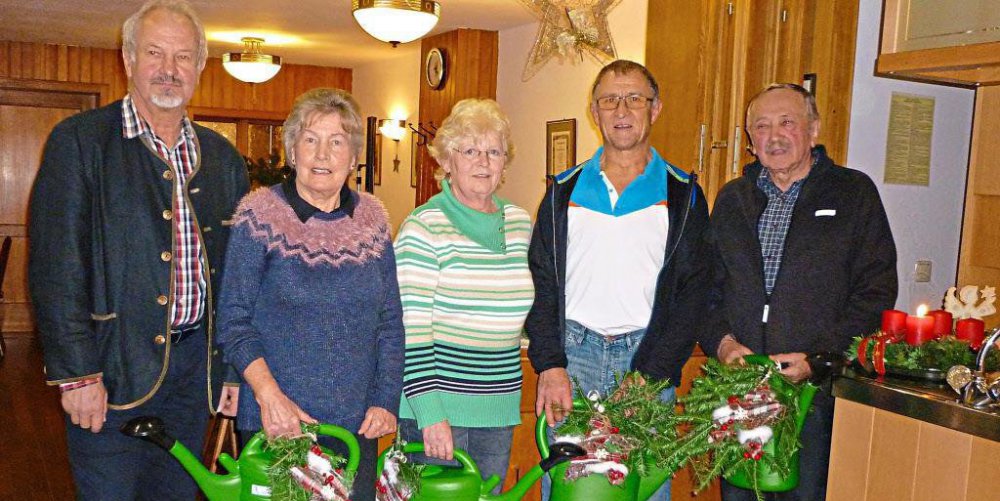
[352,0,441,47]
[223,37,282,83]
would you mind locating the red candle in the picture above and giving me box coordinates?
[881,309,907,335]
[905,305,934,345]
[927,310,953,338]
[956,318,986,349]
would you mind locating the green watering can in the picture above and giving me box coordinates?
[724,354,819,492]
[537,401,671,501]
[121,416,360,501]
[375,440,586,501]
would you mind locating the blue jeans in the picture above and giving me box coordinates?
[65,331,209,501]
[399,418,515,495]
[542,319,675,501]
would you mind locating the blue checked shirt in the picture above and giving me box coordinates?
[756,163,811,295]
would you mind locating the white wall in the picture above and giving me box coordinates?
[352,46,422,233]
[495,0,648,214]
[847,0,975,311]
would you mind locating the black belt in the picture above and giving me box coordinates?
[169,321,202,344]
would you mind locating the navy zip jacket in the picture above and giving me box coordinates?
[700,146,898,359]
[525,152,710,386]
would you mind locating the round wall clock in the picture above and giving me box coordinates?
[425,48,446,90]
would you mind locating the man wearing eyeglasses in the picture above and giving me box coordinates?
[525,59,710,501]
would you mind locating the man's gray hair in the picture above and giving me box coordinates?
[283,88,365,163]
[747,83,820,123]
[122,0,208,68]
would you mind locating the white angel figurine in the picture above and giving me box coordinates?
[944,285,997,319]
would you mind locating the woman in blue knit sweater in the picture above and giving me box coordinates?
[216,88,404,501]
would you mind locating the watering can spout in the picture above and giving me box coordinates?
[121,417,241,501]
[490,442,586,501]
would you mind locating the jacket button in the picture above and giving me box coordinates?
[154,335,166,345]
[210,268,217,275]
[162,209,173,220]
[162,170,174,181]
[160,251,172,261]
[156,295,168,306]
[190,187,201,194]
[203,226,213,233]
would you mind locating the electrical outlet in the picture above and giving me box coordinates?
[915,260,932,283]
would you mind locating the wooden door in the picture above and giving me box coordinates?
[647,0,738,208]
[0,78,103,333]
[957,86,1000,331]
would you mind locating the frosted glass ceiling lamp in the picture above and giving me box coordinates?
[352,0,441,47]
[223,37,282,83]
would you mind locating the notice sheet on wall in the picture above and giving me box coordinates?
[884,92,934,186]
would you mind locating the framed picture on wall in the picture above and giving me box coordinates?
[546,119,576,176]
[410,130,421,188]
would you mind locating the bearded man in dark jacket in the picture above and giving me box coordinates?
[28,1,248,498]
[701,83,898,501]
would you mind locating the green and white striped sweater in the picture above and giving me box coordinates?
[395,181,533,429]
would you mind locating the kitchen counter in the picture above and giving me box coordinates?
[827,369,1000,501]
[832,368,1000,441]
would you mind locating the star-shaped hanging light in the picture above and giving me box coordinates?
[519,0,622,81]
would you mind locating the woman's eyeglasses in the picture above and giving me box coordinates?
[453,147,506,162]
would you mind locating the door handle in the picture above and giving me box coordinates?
[697,124,707,172]
[731,126,742,175]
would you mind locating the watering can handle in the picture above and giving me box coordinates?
[535,399,587,460]
[375,442,481,478]
[741,354,818,435]
[240,423,361,475]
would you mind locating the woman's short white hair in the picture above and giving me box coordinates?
[428,98,514,182]
[122,0,207,69]
[283,88,365,163]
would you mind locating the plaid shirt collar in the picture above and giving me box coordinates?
[121,94,195,146]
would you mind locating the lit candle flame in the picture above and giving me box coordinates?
[916,304,928,317]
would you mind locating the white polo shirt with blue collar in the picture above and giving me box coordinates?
[565,147,672,336]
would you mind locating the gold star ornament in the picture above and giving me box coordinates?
[520,0,622,81]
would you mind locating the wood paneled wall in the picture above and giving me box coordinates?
[0,40,352,113]
[415,29,498,205]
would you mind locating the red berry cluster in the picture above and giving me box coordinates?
[607,469,626,485]
[742,440,764,461]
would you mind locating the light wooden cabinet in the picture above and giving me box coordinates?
[877,0,1000,88]
[646,0,860,206]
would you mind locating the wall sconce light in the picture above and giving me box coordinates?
[379,118,407,171]
[223,37,282,83]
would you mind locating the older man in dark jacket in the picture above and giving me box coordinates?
[28,1,248,498]
[701,83,897,501]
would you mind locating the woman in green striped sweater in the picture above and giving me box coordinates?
[394,99,533,492]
